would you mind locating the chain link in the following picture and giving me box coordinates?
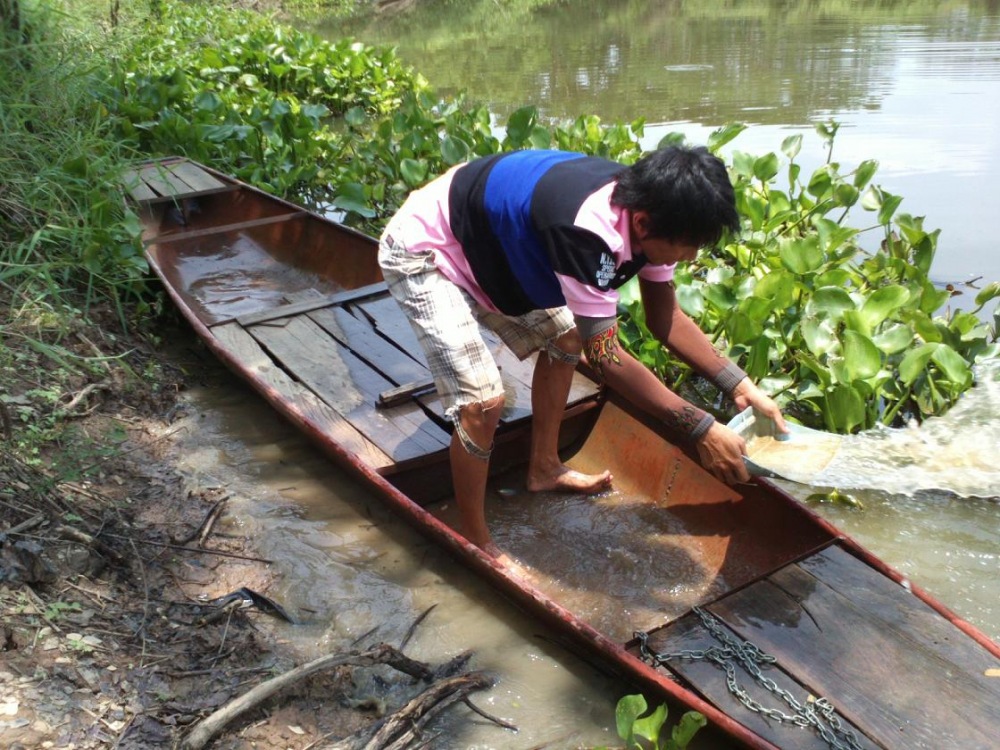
[636,608,864,750]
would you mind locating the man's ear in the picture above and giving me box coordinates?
[631,210,651,238]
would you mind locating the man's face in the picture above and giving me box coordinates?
[629,210,700,265]
[639,236,700,266]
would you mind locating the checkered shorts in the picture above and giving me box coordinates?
[378,234,577,420]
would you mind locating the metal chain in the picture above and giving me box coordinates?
[636,608,864,750]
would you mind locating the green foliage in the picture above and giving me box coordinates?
[13,0,991,439]
[602,693,705,750]
[620,122,1000,432]
[102,1,428,201]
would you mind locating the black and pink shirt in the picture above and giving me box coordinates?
[383,150,675,318]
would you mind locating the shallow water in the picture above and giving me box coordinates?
[165,377,630,749]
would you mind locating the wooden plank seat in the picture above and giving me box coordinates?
[631,543,1000,750]
[123,159,239,204]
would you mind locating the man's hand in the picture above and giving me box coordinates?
[695,421,751,484]
[731,379,788,433]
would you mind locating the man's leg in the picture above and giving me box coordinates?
[450,395,504,550]
[526,328,613,493]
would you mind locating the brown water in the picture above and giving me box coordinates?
[162,375,631,748]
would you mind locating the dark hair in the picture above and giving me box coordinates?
[611,146,739,247]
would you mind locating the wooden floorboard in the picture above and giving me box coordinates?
[356,294,600,425]
[799,544,1000,696]
[708,552,1000,749]
[247,315,450,462]
[638,612,876,750]
[211,323,393,470]
[308,305,429,387]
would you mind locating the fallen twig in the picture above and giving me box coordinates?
[54,382,109,418]
[399,603,436,650]
[330,670,498,750]
[179,643,433,750]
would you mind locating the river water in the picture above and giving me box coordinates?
[173,2,999,747]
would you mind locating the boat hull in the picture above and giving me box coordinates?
[130,158,1000,749]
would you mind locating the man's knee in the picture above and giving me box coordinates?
[546,328,582,366]
[453,396,505,459]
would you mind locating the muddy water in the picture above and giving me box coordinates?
[165,374,630,749]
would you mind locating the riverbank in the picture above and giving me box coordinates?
[0,322,500,749]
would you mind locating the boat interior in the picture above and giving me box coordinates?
[131,158,1000,750]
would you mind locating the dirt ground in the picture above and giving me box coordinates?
[0,318,494,750]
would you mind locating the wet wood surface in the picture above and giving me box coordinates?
[637,543,1000,750]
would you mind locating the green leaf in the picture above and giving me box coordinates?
[615,694,647,742]
[440,134,470,165]
[853,159,879,189]
[806,165,833,198]
[753,153,780,181]
[753,271,795,309]
[399,158,428,187]
[707,122,747,153]
[631,703,668,746]
[657,131,687,149]
[807,286,856,320]
[344,106,367,127]
[332,183,376,218]
[899,343,937,385]
[873,323,914,354]
[877,190,903,224]
[779,236,823,275]
[801,316,839,357]
[860,285,910,329]
[675,283,705,317]
[745,337,772,379]
[528,125,552,150]
[834,182,859,207]
[506,106,537,144]
[193,91,222,112]
[669,711,708,750]
[826,383,866,433]
[931,344,972,387]
[781,134,802,160]
[842,330,882,380]
[861,185,883,211]
[974,281,1000,308]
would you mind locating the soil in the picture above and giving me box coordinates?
[0,314,484,750]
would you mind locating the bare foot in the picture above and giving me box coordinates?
[481,542,538,584]
[526,465,613,494]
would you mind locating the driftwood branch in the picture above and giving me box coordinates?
[328,670,498,750]
[179,643,432,750]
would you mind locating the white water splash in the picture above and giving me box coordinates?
[743,359,1000,499]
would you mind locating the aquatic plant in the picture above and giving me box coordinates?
[603,693,705,750]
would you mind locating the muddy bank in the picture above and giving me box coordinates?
[0,334,514,750]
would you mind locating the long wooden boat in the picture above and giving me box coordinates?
[127,157,1000,750]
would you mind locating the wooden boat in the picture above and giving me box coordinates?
[127,157,1000,750]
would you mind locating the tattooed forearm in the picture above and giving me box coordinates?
[583,327,621,380]
[664,406,705,436]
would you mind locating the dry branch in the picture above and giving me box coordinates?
[328,670,498,750]
[179,643,432,750]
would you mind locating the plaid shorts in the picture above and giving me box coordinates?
[378,234,576,420]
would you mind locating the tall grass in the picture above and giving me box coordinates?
[1,2,150,346]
